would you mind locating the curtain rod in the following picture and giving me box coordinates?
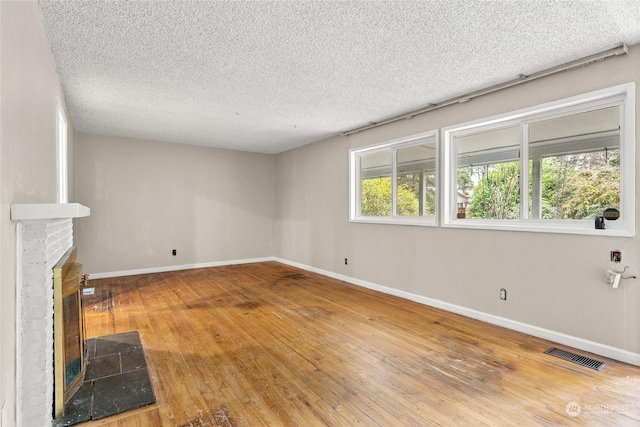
[341,44,629,137]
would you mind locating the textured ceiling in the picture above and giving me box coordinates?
[37,1,640,154]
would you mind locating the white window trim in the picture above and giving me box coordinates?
[56,98,68,204]
[442,83,635,237]
[350,130,439,226]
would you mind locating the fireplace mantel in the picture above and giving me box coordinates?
[11,203,90,221]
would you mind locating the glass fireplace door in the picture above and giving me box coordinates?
[53,247,86,418]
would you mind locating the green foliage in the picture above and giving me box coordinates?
[360,150,619,221]
[562,166,619,219]
[423,171,437,216]
[540,156,573,219]
[361,177,420,216]
[397,188,419,217]
[465,162,520,219]
[541,151,619,220]
[461,149,619,221]
[396,174,420,216]
[457,168,474,193]
[361,177,392,216]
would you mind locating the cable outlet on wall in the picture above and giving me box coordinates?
[605,270,622,288]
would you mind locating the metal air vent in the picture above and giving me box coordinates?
[545,347,605,371]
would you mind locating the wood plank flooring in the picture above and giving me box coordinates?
[79,262,640,426]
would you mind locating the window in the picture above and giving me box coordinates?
[350,130,438,226]
[444,83,635,236]
[56,98,68,203]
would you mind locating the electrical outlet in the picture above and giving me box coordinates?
[172,249,177,256]
[344,258,348,265]
[611,250,622,263]
[500,288,507,301]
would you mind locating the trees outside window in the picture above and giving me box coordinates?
[459,150,619,221]
[352,84,634,235]
[444,83,634,236]
[350,131,438,226]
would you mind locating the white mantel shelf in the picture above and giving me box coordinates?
[11,203,90,221]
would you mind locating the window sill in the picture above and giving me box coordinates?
[350,217,438,227]
[443,219,634,237]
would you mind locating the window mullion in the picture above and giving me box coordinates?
[391,148,398,217]
[419,171,425,216]
[520,124,529,220]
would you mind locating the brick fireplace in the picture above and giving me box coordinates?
[11,203,89,427]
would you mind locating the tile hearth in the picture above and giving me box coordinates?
[54,331,155,427]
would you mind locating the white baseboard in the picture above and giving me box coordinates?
[274,257,640,367]
[87,255,640,366]
[88,257,276,279]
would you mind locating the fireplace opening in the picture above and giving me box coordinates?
[63,293,82,386]
[53,247,87,418]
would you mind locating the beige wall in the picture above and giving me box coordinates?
[275,45,640,356]
[2,2,637,425]
[75,134,275,274]
[0,2,76,425]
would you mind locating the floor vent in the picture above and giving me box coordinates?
[544,347,605,371]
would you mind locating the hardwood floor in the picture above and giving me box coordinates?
[79,262,640,426]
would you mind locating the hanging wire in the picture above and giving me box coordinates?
[620,265,637,280]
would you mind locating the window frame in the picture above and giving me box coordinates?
[56,98,68,204]
[443,83,635,236]
[349,130,439,226]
